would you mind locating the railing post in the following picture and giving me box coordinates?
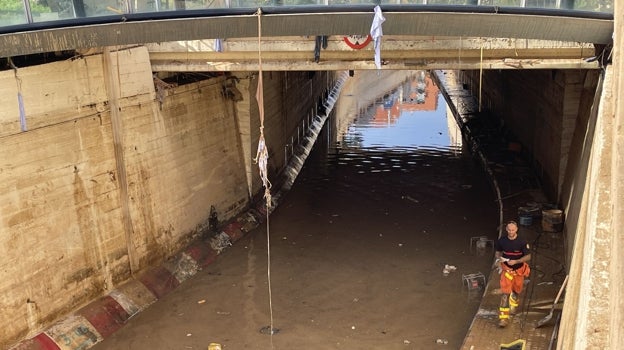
[72,0,87,17]
[22,0,33,23]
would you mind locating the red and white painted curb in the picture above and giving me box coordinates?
[9,208,265,350]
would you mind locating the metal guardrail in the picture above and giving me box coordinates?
[0,0,613,30]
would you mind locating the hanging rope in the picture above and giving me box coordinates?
[253,8,275,345]
[254,9,272,206]
[456,37,462,107]
[9,58,27,132]
[479,40,484,113]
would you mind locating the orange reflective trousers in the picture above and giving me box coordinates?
[499,262,530,295]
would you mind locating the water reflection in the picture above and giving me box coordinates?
[294,70,477,210]
[341,71,460,151]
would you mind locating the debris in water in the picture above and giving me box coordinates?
[442,264,457,276]
[210,232,232,254]
[259,326,280,335]
[401,195,419,203]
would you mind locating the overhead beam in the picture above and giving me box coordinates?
[148,36,599,71]
[149,48,594,61]
[150,58,598,71]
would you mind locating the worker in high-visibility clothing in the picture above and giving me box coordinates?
[494,220,531,328]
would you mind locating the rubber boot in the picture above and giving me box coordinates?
[509,292,519,315]
[499,294,510,327]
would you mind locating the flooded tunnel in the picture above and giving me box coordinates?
[0,0,620,346]
[84,69,568,349]
[1,51,608,349]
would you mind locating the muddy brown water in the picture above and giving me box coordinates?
[93,71,498,349]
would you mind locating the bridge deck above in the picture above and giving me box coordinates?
[0,9,613,60]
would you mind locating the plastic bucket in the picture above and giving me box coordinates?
[518,207,533,226]
[542,209,564,232]
[518,214,533,226]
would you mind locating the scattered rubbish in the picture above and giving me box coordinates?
[216,311,230,315]
[470,236,494,255]
[169,252,200,283]
[403,339,411,344]
[461,184,472,189]
[436,338,449,344]
[401,195,419,203]
[462,272,486,291]
[197,299,206,304]
[398,243,403,247]
[476,239,492,255]
[208,343,222,350]
[442,264,457,276]
[537,281,554,286]
[186,333,192,337]
[210,232,232,254]
[351,325,356,330]
[259,326,280,335]
[238,210,259,233]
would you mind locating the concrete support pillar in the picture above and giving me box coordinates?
[608,2,624,347]
[558,4,622,347]
[102,48,137,275]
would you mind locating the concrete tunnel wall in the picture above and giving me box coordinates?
[0,46,334,347]
[460,68,600,266]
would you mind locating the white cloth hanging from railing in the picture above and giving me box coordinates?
[370,5,385,70]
